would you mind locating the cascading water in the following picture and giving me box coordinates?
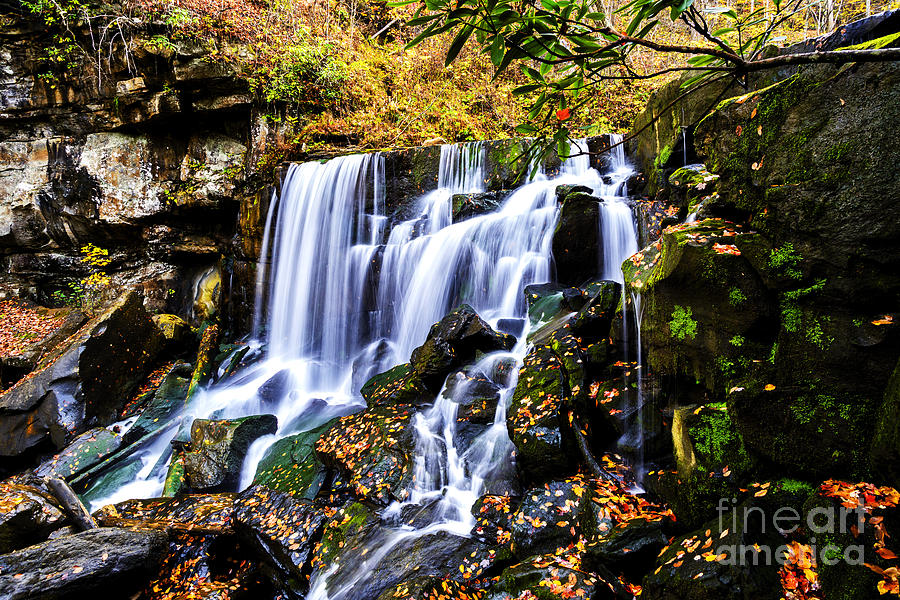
[307,139,640,600]
[85,135,643,599]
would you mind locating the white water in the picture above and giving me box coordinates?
[86,137,641,591]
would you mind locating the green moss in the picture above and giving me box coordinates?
[840,30,900,50]
[728,287,747,306]
[656,143,673,168]
[776,478,813,496]
[669,305,698,341]
[768,243,803,280]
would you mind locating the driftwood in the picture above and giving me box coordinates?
[45,476,97,531]
[96,514,233,537]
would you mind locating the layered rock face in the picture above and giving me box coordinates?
[0,9,272,328]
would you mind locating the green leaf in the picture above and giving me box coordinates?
[513,83,543,95]
[489,35,505,66]
[445,24,474,65]
[670,0,694,21]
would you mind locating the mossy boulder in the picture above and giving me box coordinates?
[622,219,773,394]
[34,426,123,481]
[252,420,334,499]
[183,414,278,492]
[507,345,573,483]
[315,403,415,504]
[124,362,191,444]
[640,509,781,600]
[360,363,430,408]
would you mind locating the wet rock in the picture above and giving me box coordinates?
[258,368,293,407]
[314,528,490,600]
[253,421,334,499]
[451,190,505,221]
[509,478,591,558]
[582,518,668,578]
[34,426,123,480]
[361,363,431,408]
[233,485,326,595]
[124,362,191,444]
[524,283,586,328]
[552,188,602,286]
[410,305,515,392]
[442,368,502,424]
[507,345,573,483]
[488,553,627,599]
[315,404,415,504]
[0,290,164,461]
[0,482,66,553]
[570,280,621,342]
[0,527,167,600]
[184,415,279,492]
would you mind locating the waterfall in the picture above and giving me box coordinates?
[595,134,639,283]
[307,141,639,600]
[84,137,643,592]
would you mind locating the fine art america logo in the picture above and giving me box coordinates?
[714,496,867,566]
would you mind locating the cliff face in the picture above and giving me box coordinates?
[0,8,295,327]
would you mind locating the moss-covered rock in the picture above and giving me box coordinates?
[622,219,773,395]
[34,426,124,481]
[507,345,573,483]
[252,420,334,499]
[184,415,278,492]
[871,358,900,488]
[315,403,415,504]
[360,363,431,408]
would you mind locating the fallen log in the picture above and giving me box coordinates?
[45,476,97,531]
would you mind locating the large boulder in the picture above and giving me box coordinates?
[552,185,601,286]
[183,415,278,492]
[0,527,167,600]
[0,290,164,463]
[410,304,514,392]
[0,481,66,553]
[315,404,415,504]
[233,485,326,596]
